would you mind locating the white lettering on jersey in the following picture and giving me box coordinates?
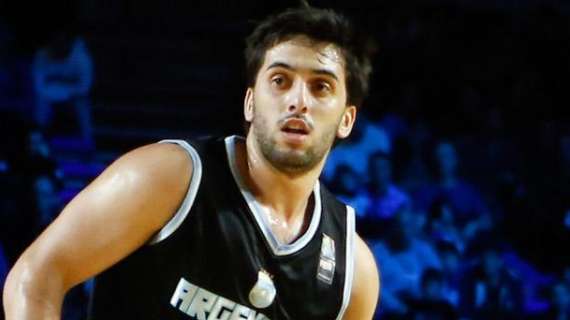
[170,277,270,320]
[188,287,217,320]
[171,277,199,311]
[208,296,236,320]
[230,304,251,319]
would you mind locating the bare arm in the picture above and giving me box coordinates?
[343,234,380,320]
[3,143,192,320]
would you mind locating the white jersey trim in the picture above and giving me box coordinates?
[149,139,203,245]
[225,135,322,257]
[336,205,356,320]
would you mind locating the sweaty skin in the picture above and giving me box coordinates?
[3,36,379,320]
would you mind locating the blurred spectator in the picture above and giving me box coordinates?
[329,164,370,216]
[436,241,462,308]
[26,129,59,177]
[372,210,441,316]
[414,140,492,240]
[5,128,59,177]
[33,32,94,141]
[323,115,390,183]
[552,282,570,320]
[461,236,523,319]
[365,151,411,221]
[537,282,570,320]
[358,151,411,238]
[406,268,458,320]
[427,198,466,253]
[396,121,433,195]
[34,174,63,227]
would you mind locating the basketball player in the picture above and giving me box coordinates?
[4,5,380,319]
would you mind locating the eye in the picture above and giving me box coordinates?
[313,81,332,94]
[271,75,288,88]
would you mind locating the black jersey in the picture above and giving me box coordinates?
[89,136,355,320]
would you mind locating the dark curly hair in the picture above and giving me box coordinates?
[244,5,375,109]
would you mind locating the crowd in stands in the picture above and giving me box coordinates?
[324,114,570,319]
[1,18,94,317]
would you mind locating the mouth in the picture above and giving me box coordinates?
[280,118,311,135]
[281,127,308,135]
[280,118,311,144]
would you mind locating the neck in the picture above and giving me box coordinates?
[239,134,324,223]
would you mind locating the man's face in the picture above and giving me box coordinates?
[244,36,356,175]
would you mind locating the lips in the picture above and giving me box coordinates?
[280,118,311,135]
[279,118,312,145]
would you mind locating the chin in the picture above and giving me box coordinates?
[276,146,308,161]
[270,149,319,173]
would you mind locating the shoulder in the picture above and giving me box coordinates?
[354,235,380,297]
[343,234,380,319]
[117,142,193,183]
[106,142,194,222]
[2,142,196,293]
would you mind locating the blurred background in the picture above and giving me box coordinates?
[1,0,569,319]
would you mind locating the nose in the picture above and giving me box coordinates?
[286,81,310,114]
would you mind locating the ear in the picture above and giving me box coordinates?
[244,87,254,122]
[337,105,357,139]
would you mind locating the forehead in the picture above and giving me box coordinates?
[261,36,346,78]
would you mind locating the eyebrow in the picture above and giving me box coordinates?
[266,62,339,82]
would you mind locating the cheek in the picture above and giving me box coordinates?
[316,114,343,138]
[252,106,279,133]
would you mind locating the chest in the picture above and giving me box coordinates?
[144,194,347,319]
